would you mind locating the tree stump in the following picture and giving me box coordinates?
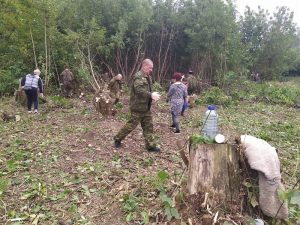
[188,94,197,108]
[93,88,115,116]
[187,143,241,208]
[15,79,27,107]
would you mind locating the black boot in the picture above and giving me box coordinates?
[114,139,121,148]
[174,129,180,134]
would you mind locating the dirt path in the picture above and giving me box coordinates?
[0,96,205,224]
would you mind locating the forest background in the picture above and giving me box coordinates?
[0,0,300,224]
[0,0,300,95]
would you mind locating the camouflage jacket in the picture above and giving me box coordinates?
[130,71,152,112]
[108,77,122,94]
[60,69,74,85]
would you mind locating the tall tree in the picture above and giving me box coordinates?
[180,0,242,83]
[241,6,299,79]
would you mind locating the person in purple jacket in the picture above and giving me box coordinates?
[21,69,44,113]
[167,72,188,134]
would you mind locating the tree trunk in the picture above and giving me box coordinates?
[44,10,49,93]
[93,88,115,117]
[15,79,27,106]
[187,143,240,207]
[30,26,38,69]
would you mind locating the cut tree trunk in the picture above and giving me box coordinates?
[187,143,241,207]
[93,88,115,117]
[15,79,27,107]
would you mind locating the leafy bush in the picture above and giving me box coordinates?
[279,189,300,224]
[77,66,90,83]
[115,102,124,109]
[199,87,233,106]
[47,95,73,108]
[257,83,299,105]
[0,70,19,96]
[190,134,215,144]
[152,82,165,93]
[121,83,130,95]
[155,171,180,221]
[217,73,300,106]
[219,71,247,88]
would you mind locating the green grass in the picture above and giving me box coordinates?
[219,102,299,185]
[0,77,299,224]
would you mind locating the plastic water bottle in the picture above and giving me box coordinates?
[255,219,264,225]
[202,105,218,139]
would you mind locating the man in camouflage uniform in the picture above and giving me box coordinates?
[108,74,122,104]
[114,59,161,152]
[60,67,74,97]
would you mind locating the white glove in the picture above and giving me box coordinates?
[151,92,161,102]
[40,93,44,98]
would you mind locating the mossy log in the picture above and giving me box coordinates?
[187,143,241,206]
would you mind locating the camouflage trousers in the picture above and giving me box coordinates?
[63,84,73,97]
[114,110,158,149]
[109,91,121,104]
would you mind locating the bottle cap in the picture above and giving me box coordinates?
[215,134,225,143]
[208,105,216,110]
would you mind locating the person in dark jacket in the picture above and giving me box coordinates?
[21,69,44,113]
[114,59,161,152]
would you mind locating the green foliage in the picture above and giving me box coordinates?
[190,134,214,144]
[182,0,244,80]
[159,190,180,221]
[77,67,91,84]
[122,193,140,222]
[0,70,19,96]
[47,95,73,108]
[123,194,138,213]
[200,87,232,106]
[152,82,165,93]
[223,222,234,225]
[117,112,131,122]
[241,6,299,79]
[121,189,150,224]
[279,188,300,223]
[21,178,47,200]
[141,211,149,224]
[0,177,10,197]
[0,0,299,96]
[257,83,299,105]
[154,170,169,191]
[115,102,124,109]
[243,180,259,208]
[220,83,300,188]
[155,170,180,221]
[216,74,300,106]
